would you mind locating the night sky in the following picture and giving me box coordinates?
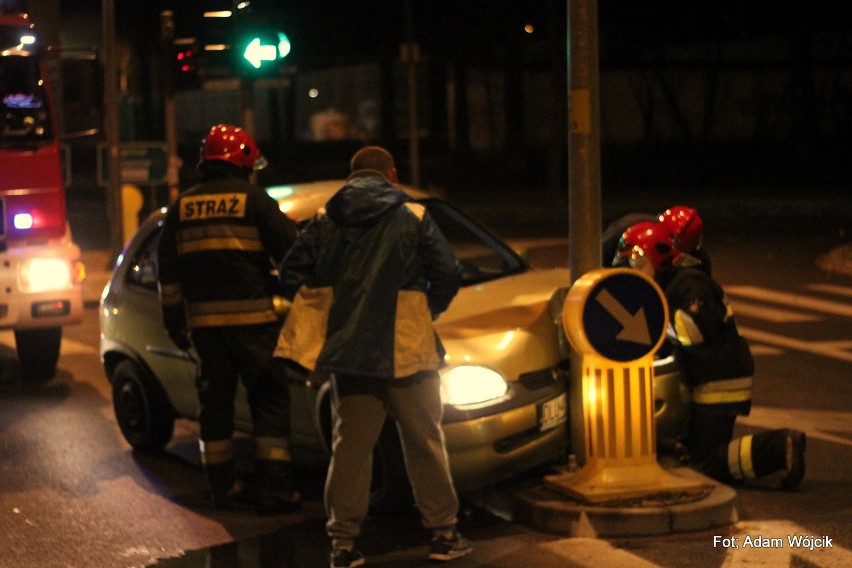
[56,1,852,67]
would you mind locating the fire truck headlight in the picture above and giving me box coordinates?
[14,213,34,230]
[20,258,73,292]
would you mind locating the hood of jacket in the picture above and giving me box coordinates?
[325,171,409,228]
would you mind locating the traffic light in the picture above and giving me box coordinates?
[172,37,200,89]
[232,5,290,77]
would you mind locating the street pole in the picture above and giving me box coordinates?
[404,0,421,186]
[240,79,256,137]
[102,0,123,257]
[567,0,602,466]
[160,10,181,203]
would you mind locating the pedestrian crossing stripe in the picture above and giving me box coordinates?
[725,285,852,318]
[738,326,852,363]
[725,283,852,363]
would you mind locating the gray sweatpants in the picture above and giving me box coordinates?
[325,371,459,549]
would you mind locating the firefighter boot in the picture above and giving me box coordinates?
[204,461,249,510]
[781,430,806,491]
[254,460,301,515]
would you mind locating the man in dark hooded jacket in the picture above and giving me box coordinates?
[274,146,472,567]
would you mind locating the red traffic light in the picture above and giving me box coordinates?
[175,44,198,73]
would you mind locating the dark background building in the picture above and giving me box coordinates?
[32,1,852,204]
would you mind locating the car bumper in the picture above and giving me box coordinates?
[442,366,568,491]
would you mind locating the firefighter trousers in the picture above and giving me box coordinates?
[687,403,789,482]
[192,322,291,448]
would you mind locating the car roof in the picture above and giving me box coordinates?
[265,179,433,223]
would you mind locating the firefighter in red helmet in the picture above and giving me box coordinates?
[157,124,300,512]
[658,205,712,275]
[615,222,806,490]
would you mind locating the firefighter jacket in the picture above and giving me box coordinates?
[659,266,753,415]
[157,167,298,335]
[273,171,461,379]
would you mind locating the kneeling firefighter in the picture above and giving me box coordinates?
[614,221,806,490]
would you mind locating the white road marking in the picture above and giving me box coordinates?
[748,344,785,356]
[722,520,852,568]
[806,283,852,298]
[738,326,852,363]
[540,537,662,567]
[725,286,852,318]
[729,301,819,323]
[737,405,852,448]
[0,331,98,356]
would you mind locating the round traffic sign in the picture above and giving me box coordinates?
[563,268,668,362]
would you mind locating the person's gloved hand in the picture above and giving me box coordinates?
[168,328,192,351]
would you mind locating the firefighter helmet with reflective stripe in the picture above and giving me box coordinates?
[614,220,681,277]
[658,205,703,253]
[199,124,268,171]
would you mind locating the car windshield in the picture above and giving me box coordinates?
[125,197,526,293]
[0,55,53,147]
[420,198,526,286]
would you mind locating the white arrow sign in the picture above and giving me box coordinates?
[243,38,277,69]
[595,289,652,345]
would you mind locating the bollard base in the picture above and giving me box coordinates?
[544,459,708,504]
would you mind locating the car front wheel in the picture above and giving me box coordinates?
[111,359,175,451]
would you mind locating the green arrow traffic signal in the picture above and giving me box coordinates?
[241,32,290,71]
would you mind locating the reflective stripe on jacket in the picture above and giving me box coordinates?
[661,266,754,416]
[157,172,297,331]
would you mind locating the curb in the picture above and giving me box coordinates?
[463,461,738,538]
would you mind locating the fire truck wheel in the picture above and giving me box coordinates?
[15,327,62,382]
[111,359,175,451]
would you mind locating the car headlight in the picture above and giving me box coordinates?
[440,365,508,406]
[20,258,73,292]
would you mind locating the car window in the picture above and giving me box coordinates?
[125,229,161,291]
[421,199,526,285]
[124,199,524,292]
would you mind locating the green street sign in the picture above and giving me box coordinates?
[97,142,169,186]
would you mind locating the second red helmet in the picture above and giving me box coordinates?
[658,205,703,253]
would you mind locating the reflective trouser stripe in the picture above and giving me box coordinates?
[188,298,278,327]
[199,439,233,465]
[728,434,756,480]
[255,436,291,462]
[693,377,753,405]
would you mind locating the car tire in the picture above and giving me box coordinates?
[369,421,415,516]
[15,327,61,382]
[111,359,175,451]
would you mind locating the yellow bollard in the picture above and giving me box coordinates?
[545,268,706,503]
[121,183,143,245]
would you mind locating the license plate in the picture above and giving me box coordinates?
[538,393,567,431]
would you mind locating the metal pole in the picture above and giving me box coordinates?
[404,0,421,186]
[102,0,123,256]
[160,10,181,203]
[240,78,256,137]
[567,0,602,466]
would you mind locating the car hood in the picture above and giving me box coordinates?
[435,268,570,381]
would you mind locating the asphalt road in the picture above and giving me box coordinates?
[0,194,849,568]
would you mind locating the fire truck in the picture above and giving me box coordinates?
[0,8,84,381]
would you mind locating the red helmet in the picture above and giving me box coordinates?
[199,124,268,170]
[658,205,703,253]
[614,221,680,276]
